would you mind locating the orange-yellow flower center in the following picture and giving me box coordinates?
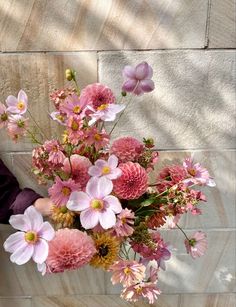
[121,217,126,224]
[102,166,110,175]
[91,199,104,210]
[0,113,8,121]
[61,186,71,196]
[97,104,108,111]
[17,101,25,110]
[71,120,79,131]
[94,133,102,141]
[24,231,38,244]
[135,285,143,294]
[60,206,68,214]
[73,106,81,114]
[188,168,196,176]
[124,267,131,275]
[56,114,65,122]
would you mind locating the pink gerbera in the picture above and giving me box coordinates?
[110,137,144,163]
[46,228,96,273]
[113,162,148,199]
[0,103,9,128]
[48,177,79,207]
[43,140,66,165]
[114,208,135,237]
[185,231,207,259]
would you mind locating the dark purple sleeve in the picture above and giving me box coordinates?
[0,159,42,224]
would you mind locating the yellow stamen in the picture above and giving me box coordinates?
[135,286,143,294]
[102,166,110,175]
[188,168,196,176]
[97,104,108,111]
[61,187,71,196]
[91,199,104,210]
[25,231,38,244]
[71,120,79,131]
[124,267,131,275]
[17,101,25,110]
[73,106,81,114]
[94,133,102,141]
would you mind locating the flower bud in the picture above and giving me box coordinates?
[65,69,74,81]
[121,91,127,97]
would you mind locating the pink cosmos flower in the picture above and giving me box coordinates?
[59,93,86,117]
[110,137,144,163]
[113,162,148,199]
[114,208,135,237]
[6,90,28,114]
[67,177,122,230]
[185,231,207,259]
[7,114,29,141]
[88,155,122,180]
[0,103,9,128]
[122,62,155,96]
[88,103,125,126]
[162,214,181,229]
[183,157,216,187]
[50,88,76,109]
[84,127,110,150]
[46,228,96,273]
[48,177,79,207]
[3,206,55,265]
[43,140,66,165]
[49,111,67,126]
[110,260,146,286]
[67,115,84,145]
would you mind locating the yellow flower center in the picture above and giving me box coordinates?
[121,217,126,224]
[124,267,131,275]
[102,166,110,175]
[61,186,71,196]
[73,106,81,114]
[97,104,108,111]
[71,120,79,131]
[0,113,8,121]
[94,133,102,141]
[17,101,25,110]
[188,168,196,176]
[60,206,68,214]
[56,114,65,122]
[135,285,143,294]
[24,231,38,244]
[91,199,104,211]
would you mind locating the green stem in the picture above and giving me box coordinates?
[25,129,43,145]
[27,109,46,140]
[176,224,190,241]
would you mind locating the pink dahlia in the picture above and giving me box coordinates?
[110,137,144,163]
[185,231,207,259]
[80,83,115,110]
[114,208,135,237]
[63,154,92,188]
[46,228,96,273]
[113,162,148,199]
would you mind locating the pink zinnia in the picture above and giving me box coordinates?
[113,162,148,199]
[46,228,96,273]
[84,127,110,150]
[48,177,79,207]
[110,137,144,163]
[6,90,28,114]
[88,155,122,180]
[43,140,65,165]
[62,154,92,188]
[3,206,55,265]
[185,231,207,259]
[0,103,9,128]
[110,260,146,286]
[114,208,135,237]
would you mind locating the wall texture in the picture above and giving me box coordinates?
[0,1,235,306]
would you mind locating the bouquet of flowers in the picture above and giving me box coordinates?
[0,62,215,304]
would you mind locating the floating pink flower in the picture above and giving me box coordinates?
[0,103,9,128]
[43,140,66,165]
[122,62,155,96]
[7,114,29,141]
[113,162,148,199]
[114,208,135,237]
[48,177,79,207]
[59,93,86,117]
[3,206,55,265]
[88,103,125,126]
[185,231,207,259]
[6,90,28,114]
[88,155,122,180]
[183,157,216,187]
[110,260,146,286]
[84,127,110,150]
[110,137,144,163]
[46,228,96,273]
[67,177,122,229]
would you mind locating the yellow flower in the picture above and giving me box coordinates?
[51,206,75,228]
[90,233,120,270]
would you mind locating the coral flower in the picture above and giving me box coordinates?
[43,140,66,165]
[122,62,155,96]
[67,177,122,229]
[0,103,9,128]
[113,162,148,199]
[46,228,96,273]
[156,164,187,192]
[6,90,28,114]
[3,206,55,265]
[88,155,122,180]
[110,260,146,286]
[114,208,135,237]
[185,231,207,259]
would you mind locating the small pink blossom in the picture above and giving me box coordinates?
[6,90,28,114]
[185,231,207,259]
[88,103,125,126]
[3,206,55,265]
[43,140,66,165]
[59,93,86,117]
[67,115,84,145]
[122,62,155,96]
[0,103,9,128]
[88,155,122,180]
[7,114,29,141]
[162,214,181,229]
[84,127,110,150]
[114,208,135,237]
[50,88,76,109]
[67,177,122,230]
[49,111,67,125]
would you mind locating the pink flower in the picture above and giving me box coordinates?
[88,155,122,180]
[110,137,144,163]
[121,282,161,304]
[59,93,86,117]
[67,177,122,229]
[62,154,92,188]
[110,260,146,286]
[122,62,155,96]
[156,165,187,192]
[84,127,110,150]
[50,88,76,109]
[114,208,135,237]
[3,206,55,265]
[183,157,216,187]
[67,115,84,145]
[88,103,125,126]
[80,83,115,110]
[48,177,79,207]
[6,90,28,114]
[50,111,67,126]
[185,231,207,259]
[0,103,9,128]
[46,228,96,273]
[162,214,181,229]
[113,162,148,199]
[43,140,66,165]
[7,114,29,141]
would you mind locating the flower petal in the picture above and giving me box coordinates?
[6,95,17,107]
[86,177,100,198]
[18,90,28,103]
[88,165,102,177]
[38,222,55,241]
[3,232,25,253]
[9,214,31,232]
[104,195,122,213]
[108,155,118,169]
[10,243,34,265]
[135,62,151,80]
[122,80,137,92]
[107,168,122,180]
[32,239,49,264]
[122,65,136,79]
[99,209,116,229]
[140,79,155,92]
[67,191,90,211]
[24,206,43,231]
[80,209,99,229]
[97,177,113,198]
[95,159,107,168]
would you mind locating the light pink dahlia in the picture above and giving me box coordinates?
[185,231,207,259]
[110,137,144,163]
[113,162,148,199]
[46,228,96,273]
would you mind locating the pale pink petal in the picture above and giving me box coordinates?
[32,239,49,264]
[135,62,150,79]
[97,177,113,198]
[88,165,102,177]
[133,85,144,95]
[99,209,116,229]
[95,159,107,168]
[10,243,34,265]
[122,79,137,92]
[37,262,47,275]
[67,191,90,211]
[86,177,100,198]
[6,95,17,107]
[24,206,43,231]
[38,222,55,241]
[108,155,118,169]
[80,209,99,229]
[122,65,136,79]
[9,214,31,232]
[103,195,122,213]
[18,90,28,103]
[140,79,155,92]
[6,106,19,113]
[106,168,122,180]
[3,232,25,253]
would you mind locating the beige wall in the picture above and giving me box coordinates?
[0,1,235,306]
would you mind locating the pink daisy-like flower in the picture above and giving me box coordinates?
[62,154,92,188]
[122,62,155,96]
[113,162,148,200]
[67,177,122,230]
[84,127,110,150]
[0,103,9,128]
[67,115,84,145]
[59,93,86,117]
[46,228,96,273]
[88,155,122,180]
[43,140,66,166]
[110,137,144,163]
[183,157,216,187]
[7,114,29,141]
[6,90,28,114]
[50,88,76,109]
[80,83,115,110]
[114,208,135,237]
[48,177,79,207]
[3,206,55,265]
[88,103,125,126]
[49,111,67,126]
[185,231,207,259]
[110,260,146,286]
